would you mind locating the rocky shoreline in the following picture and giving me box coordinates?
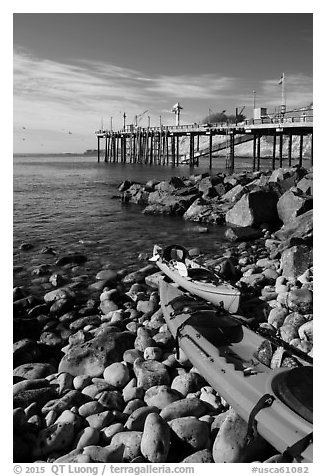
[13,166,313,464]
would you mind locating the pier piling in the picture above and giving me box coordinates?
[95,111,312,171]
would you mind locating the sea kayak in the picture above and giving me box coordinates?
[159,279,313,463]
[150,244,241,314]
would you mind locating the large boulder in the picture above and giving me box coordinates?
[277,189,313,223]
[225,191,278,227]
[224,226,263,243]
[274,210,313,243]
[58,330,135,377]
[183,198,229,224]
[296,175,313,195]
[268,168,297,194]
[221,184,245,203]
[280,245,313,279]
[197,177,218,199]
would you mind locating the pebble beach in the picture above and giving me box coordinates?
[13,165,313,464]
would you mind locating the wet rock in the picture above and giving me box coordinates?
[153,330,175,348]
[103,362,131,388]
[13,387,58,410]
[13,339,44,367]
[74,427,100,449]
[123,399,146,416]
[279,324,299,343]
[100,300,119,314]
[221,184,246,203]
[141,413,170,463]
[32,264,52,276]
[69,315,101,332]
[274,210,313,243]
[144,385,181,410]
[283,312,307,330]
[13,377,51,396]
[134,327,156,352]
[134,360,171,390]
[32,422,75,459]
[101,423,125,445]
[41,389,90,416]
[81,382,111,399]
[296,176,313,195]
[54,450,91,463]
[122,265,157,285]
[125,405,159,431]
[171,372,206,397]
[144,346,163,361]
[226,191,278,227]
[123,349,143,365]
[225,226,263,243]
[160,397,207,422]
[281,245,313,279]
[267,308,288,329]
[145,272,164,290]
[122,380,144,403]
[298,321,313,342]
[19,242,34,250]
[39,331,63,347]
[78,401,106,418]
[109,431,143,462]
[43,288,75,304]
[287,288,313,314]
[277,189,313,224]
[55,254,87,266]
[58,330,134,377]
[181,449,214,463]
[73,375,92,391]
[95,390,124,411]
[183,198,226,224]
[86,410,114,430]
[147,308,165,329]
[255,340,273,366]
[212,408,249,462]
[13,363,57,380]
[95,269,117,282]
[168,416,210,452]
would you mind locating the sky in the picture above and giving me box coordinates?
[13,11,313,153]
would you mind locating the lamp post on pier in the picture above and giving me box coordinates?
[171,102,183,127]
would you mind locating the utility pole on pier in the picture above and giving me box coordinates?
[123,113,126,131]
[279,73,286,115]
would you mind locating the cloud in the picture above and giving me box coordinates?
[147,74,237,99]
[13,48,312,153]
[260,73,313,108]
[13,48,238,135]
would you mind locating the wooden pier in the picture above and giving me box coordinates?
[95,112,313,172]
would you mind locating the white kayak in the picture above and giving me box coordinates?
[150,244,241,314]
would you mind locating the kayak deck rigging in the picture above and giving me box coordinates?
[159,279,313,462]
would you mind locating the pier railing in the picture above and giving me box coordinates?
[95,113,313,136]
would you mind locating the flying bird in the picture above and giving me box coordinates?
[68,131,72,135]
[22,126,26,130]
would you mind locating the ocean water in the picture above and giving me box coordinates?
[13,155,236,295]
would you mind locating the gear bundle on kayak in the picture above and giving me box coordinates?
[150,244,241,314]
